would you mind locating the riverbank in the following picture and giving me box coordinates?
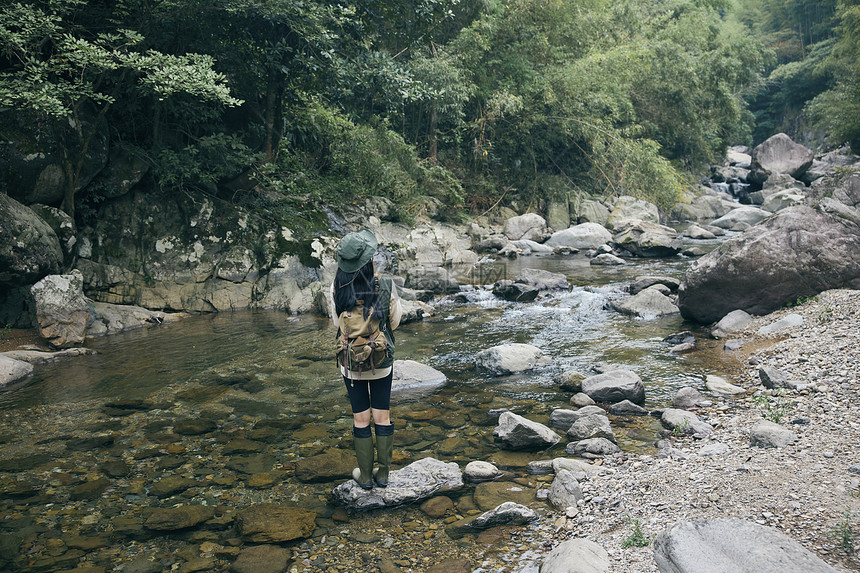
[470,288,860,572]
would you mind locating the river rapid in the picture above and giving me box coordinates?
[0,246,750,572]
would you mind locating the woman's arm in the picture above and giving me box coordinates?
[388,282,402,331]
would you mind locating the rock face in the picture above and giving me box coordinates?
[749,133,815,184]
[708,206,771,230]
[475,344,550,376]
[332,457,463,510]
[545,223,612,250]
[653,518,838,573]
[607,196,660,227]
[0,193,63,287]
[581,370,645,404]
[493,412,561,450]
[678,206,860,324]
[405,266,460,294]
[540,538,610,573]
[30,270,92,348]
[612,220,682,257]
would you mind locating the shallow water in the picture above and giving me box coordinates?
[0,248,751,572]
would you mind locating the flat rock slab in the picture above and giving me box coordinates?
[654,518,839,573]
[541,538,610,573]
[0,355,33,387]
[392,359,447,396]
[332,457,463,510]
[236,503,316,543]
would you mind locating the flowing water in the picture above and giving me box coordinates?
[0,247,747,572]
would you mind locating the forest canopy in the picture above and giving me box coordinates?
[0,0,856,223]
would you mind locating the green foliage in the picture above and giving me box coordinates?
[622,518,651,548]
[0,324,11,344]
[751,390,792,423]
[829,510,856,555]
[785,294,818,307]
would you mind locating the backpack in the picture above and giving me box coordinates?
[335,276,393,377]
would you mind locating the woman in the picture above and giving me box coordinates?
[331,229,402,489]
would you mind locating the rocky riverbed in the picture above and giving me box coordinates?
[0,289,857,573]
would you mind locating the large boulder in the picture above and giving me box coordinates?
[653,519,839,573]
[547,470,584,511]
[708,206,770,230]
[678,205,860,324]
[0,193,63,287]
[672,192,735,222]
[612,219,682,257]
[405,266,460,294]
[332,457,463,510]
[30,270,92,348]
[540,538,610,573]
[504,213,549,242]
[493,412,561,450]
[545,223,612,250]
[611,289,679,318]
[581,370,645,404]
[576,199,611,226]
[566,414,615,443]
[749,133,815,185]
[607,196,660,228]
[475,343,550,376]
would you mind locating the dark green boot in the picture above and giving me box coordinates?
[373,424,394,488]
[352,426,374,490]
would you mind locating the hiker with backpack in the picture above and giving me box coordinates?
[331,229,402,489]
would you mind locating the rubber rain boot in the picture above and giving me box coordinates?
[352,426,374,490]
[373,424,394,488]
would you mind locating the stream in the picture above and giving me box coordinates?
[0,245,748,572]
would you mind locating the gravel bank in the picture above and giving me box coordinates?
[473,288,860,573]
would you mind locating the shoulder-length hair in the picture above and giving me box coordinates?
[333,260,383,320]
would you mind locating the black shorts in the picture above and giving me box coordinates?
[343,371,393,412]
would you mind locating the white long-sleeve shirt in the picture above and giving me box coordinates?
[329,280,402,380]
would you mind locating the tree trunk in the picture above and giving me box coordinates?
[428,105,438,164]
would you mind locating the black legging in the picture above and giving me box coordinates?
[343,371,393,413]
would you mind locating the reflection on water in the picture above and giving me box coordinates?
[2,253,739,456]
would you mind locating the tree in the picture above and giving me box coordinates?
[0,0,241,217]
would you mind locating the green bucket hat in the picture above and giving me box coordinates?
[336,229,378,273]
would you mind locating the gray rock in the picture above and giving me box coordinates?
[493,280,540,302]
[758,367,790,390]
[556,370,587,392]
[567,438,621,456]
[549,409,580,431]
[710,309,753,339]
[653,518,838,573]
[405,266,460,294]
[749,133,815,184]
[750,420,797,449]
[0,355,34,387]
[512,239,554,255]
[504,213,549,242]
[757,313,804,336]
[447,502,538,539]
[629,276,681,295]
[609,400,648,415]
[143,505,216,531]
[332,457,463,510]
[392,360,447,397]
[570,393,596,407]
[608,196,660,228]
[464,461,501,483]
[661,409,713,436]
[723,339,749,351]
[762,189,806,213]
[581,370,645,404]
[475,343,550,376]
[546,200,571,231]
[545,223,612,250]
[576,199,611,226]
[590,253,626,265]
[516,268,570,291]
[30,270,92,348]
[683,224,717,240]
[672,193,735,222]
[0,193,63,287]
[673,387,706,410]
[698,442,729,457]
[613,219,682,257]
[494,412,562,450]
[709,206,771,229]
[540,538,610,573]
[678,206,860,323]
[705,375,746,396]
[566,414,615,443]
[611,289,679,318]
[552,458,605,476]
[547,469,584,510]
[848,463,860,475]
